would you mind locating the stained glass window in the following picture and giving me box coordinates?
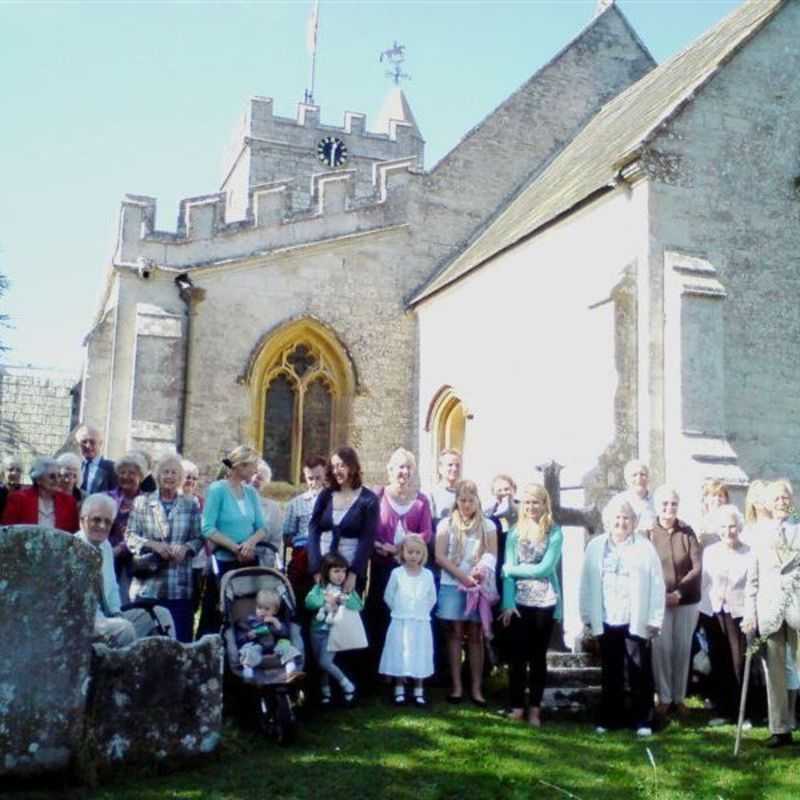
[261,342,338,483]
[263,374,295,482]
[302,378,332,467]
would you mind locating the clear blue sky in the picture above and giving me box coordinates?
[0,0,741,374]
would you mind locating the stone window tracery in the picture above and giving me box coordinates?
[246,319,354,486]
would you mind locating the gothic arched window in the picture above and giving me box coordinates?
[260,343,336,483]
[245,320,355,485]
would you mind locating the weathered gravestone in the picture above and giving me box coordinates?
[0,526,98,777]
[86,634,223,772]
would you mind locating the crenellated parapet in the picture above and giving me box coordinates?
[246,96,421,146]
[115,157,418,269]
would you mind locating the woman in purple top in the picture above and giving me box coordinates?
[366,448,433,682]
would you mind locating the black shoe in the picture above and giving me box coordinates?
[447,694,463,705]
[766,733,792,749]
[413,693,428,707]
[470,695,488,708]
[393,692,406,706]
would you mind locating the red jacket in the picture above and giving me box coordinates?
[1,486,80,533]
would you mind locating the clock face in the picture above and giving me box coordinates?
[317,136,348,168]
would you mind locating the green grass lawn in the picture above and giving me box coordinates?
[13,691,800,800]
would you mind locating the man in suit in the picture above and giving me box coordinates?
[76,424,117,493]
[743,479,800,748]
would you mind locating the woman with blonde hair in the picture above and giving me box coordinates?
[435,479,497,705]
[741,479,771,546]
[202,446,269,573]
[697,479,730,548]
[500,484,563,726]
[368,447,433,683]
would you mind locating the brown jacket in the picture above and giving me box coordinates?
[648,520,702,605]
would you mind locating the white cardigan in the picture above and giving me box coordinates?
[580,533,665,640]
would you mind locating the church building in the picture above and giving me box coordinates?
[81,0,800,522]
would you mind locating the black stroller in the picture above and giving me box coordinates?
[218,560,305,744]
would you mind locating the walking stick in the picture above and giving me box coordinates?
[734,636,758,757]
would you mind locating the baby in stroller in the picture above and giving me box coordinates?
[236,588,302,679]
[221,566,306,742]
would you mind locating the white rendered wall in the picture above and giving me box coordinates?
[417,185,649,647]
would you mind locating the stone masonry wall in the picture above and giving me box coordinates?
[0,365,77,467]
[645,0,800,487]
[180,227,418,487]
[410,5,655,291]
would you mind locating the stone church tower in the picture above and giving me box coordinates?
[80,3,656,484]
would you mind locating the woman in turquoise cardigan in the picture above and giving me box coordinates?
[500,483,563,727]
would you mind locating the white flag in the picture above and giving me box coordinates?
[306,0,319,55]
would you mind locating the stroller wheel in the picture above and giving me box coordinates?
[257,696,272,736]
[275,692,296,746]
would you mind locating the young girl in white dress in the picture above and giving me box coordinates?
[379,533,437,706]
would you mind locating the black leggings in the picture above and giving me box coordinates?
[598,623,653,730]
[508,605,555,708]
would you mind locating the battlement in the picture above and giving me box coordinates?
[244,96,421,145]
[116,158,417,270]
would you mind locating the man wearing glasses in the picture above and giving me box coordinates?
[77,494,138,647]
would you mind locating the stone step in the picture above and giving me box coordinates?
[546,652,601,669]
[542,686,602,712]
[547,666,602,688]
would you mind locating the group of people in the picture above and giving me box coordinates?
[580,461,800,747]
[3,433,800,749]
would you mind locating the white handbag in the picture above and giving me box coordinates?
[327,605,367,652]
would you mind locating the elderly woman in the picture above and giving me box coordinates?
[367,447,433,679]
[435,479,497,706]
[126,453,203,642]
[701,504,752,725]
[0,454,24,518]
[2,456,79,532]
[56,452,83,505]
[501,484,562,727]
[308,446,380,594]
[180,458,208,615]
[743,480,800,748]
[616,459,656,534]
[250,459,284,558]
[580,494,665,736]
[107,452,148,603]
[648,485,702,717]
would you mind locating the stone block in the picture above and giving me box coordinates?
[86,634,223,772]
[0,527,98,778]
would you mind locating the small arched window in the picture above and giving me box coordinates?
[425,385,468,481]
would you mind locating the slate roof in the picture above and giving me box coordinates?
[410,0,787,306]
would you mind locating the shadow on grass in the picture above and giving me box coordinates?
[6,695,800,800]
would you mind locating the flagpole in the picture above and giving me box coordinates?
[305,0,320,104]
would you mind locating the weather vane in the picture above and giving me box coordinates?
[379,41,410,86]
